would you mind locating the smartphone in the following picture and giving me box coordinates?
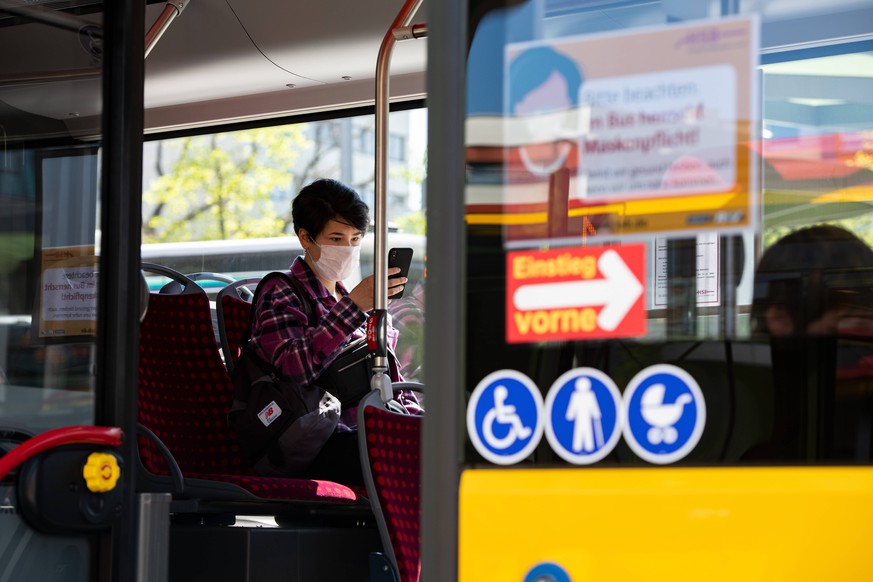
[388,247,414,298]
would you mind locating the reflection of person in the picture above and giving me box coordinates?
[749,224,873,461]
[752,224,873,337]
[388,261,425,382]
[509,46,584,176]
[249,179,413,485]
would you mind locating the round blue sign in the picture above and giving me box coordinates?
[621,364,706,464]
[544,368,622,464]
[524,562,572,582]
[467,370,543,465]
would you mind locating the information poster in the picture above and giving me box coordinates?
[476,16,758,245]
[652,233,720,308]
[38,245,98,338]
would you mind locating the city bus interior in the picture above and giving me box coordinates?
[1,0,429,580]
[2,0,873,580]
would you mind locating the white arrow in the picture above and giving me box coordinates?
[512,249,643,331]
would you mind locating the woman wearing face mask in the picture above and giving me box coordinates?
[249,178,412,485]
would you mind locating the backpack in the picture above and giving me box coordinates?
[227,271,340,477]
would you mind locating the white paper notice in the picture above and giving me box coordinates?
[653,233,720,308]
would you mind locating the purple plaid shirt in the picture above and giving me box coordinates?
[250,256,417,427]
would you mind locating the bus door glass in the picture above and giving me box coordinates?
[460,0,873,579]
[0,4,105,579]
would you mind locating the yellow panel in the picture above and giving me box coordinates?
[465,193,742,226]
[459,467,873,581]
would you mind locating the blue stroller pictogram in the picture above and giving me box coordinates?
[621,364,706,464]
[641,383,692,445]
[467,370,544,465]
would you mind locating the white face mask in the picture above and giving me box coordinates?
[310,241,360,282]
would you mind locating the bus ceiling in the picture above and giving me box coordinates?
[140,0,429,132]
[0,0,185,60]
[0,0,428,136]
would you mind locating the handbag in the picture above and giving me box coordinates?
[318,337,376,406]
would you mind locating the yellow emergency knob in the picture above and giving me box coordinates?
[82,452,121,493]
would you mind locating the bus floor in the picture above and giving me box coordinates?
[168,516,383,582]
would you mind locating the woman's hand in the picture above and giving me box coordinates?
[348,267,407,312]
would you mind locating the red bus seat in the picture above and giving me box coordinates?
[358,388,423,582]
[216,277,260,375]
[137,268,367,511]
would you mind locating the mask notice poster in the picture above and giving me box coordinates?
[37,245,98,339]
[465,16,759,247]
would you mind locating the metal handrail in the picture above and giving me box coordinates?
[373,0,426,401]
[0,426,123,480]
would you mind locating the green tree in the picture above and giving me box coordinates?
[395,211,426,235]
[143,126,307,243]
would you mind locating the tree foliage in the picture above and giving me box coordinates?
[395,211,426,235]
[143,126,307,243]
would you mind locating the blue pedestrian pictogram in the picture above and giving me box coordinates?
[621,364,706,464]
[524,562,572,582]
[544,368,622,465]
[467,370,543,465]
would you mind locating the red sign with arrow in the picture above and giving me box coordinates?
[506,244,646,343]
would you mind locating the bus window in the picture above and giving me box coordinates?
[463,0,873,469]
[456,2,873,579]
[141,109,428,381]
[0,5,106,578]
[1,147,99,431]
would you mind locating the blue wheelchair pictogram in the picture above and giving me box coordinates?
[467,370,543,465]
[621,364,706,464]
[524,562,572,582]
[544,368,622,465]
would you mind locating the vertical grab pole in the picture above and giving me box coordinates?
[372,0,424,402]
[136,493,172,582]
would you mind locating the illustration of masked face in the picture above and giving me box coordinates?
[513,71,575,176]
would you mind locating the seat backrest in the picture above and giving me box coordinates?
[358,390,422,582]
[138,288,249,476]
[137,266,372,509]
[216,277,261,374]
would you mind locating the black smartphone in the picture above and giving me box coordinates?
[388,247,414,298]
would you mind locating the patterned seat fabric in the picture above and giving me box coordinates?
[361,399,422,582]
[138,290,360,504]
[219,293,251,369]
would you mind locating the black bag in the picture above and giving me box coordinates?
[229,344,340,476]
[318,337,376,406]
[227,271,377,475]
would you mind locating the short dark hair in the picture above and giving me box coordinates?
[291,179,369,238]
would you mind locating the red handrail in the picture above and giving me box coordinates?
[0,425,123,480]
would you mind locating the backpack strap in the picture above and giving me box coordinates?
[234,271,317,394]
[248,271,316,331]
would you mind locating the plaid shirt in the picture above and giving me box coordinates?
[250,256,416,426]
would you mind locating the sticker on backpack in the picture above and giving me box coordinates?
[257,400,282,427]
